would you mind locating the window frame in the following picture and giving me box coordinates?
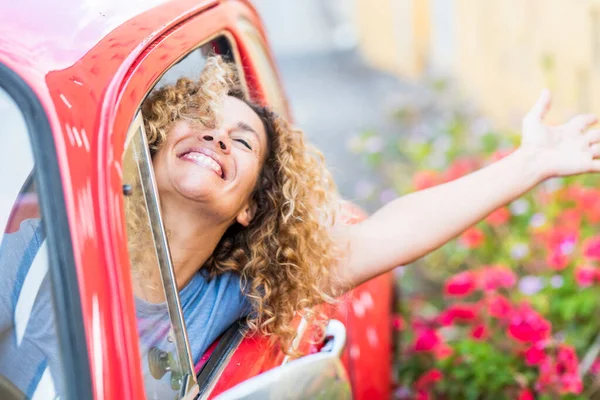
[0,62,93,400]
[121,32,248,399]
[123,113,199,398]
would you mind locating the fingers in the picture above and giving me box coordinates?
[585,129,600,144]
[590,160,600,172]
[566,114,597,132]
[592,143,600,158]
[526,89,552,122]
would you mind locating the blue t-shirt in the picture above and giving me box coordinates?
[0,218,250,399]
[137,270,250,399]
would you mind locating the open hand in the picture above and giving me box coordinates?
[521,89,600,178]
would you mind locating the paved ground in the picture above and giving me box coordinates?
[274,50,409,210]
[252,1,412,211]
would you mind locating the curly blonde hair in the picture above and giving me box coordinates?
[135,55,346,353]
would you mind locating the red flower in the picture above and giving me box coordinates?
[478,264,517,291]
[444,271,476,297]
[574,265,597,288]
[459,227,485,249]
[508,304,551,344]
[486,293,513,319]
[438,303,478,326]
[517,389,534,400]
[470,324,488,340]
[524,343,547,366]
[413,170,440,191]
[583,235,600,261]
[415,369,442,391]
[485,207,511,226]
[413,329,441,352]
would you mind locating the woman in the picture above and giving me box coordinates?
[129,55,600,394]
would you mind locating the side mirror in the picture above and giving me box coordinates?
[213,319,352,400]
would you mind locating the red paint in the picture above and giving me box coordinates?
[0,0,392,399]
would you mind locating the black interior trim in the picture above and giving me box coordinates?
[0,63,93,400]
[196,319,247,398]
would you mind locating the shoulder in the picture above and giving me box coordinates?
[181,270,249,312]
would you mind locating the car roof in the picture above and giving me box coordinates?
[0,0,219,77]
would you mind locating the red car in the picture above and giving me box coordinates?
[0,0,393,399]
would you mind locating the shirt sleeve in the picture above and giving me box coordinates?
[0,218,45,332]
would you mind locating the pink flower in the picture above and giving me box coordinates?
[478,264,517,291]
[557,345,578,371]
[584,235,600,261]
[443,158,479,182]
[444,271,476,297]
[415,369,442,391]
[415,391,431,400]
[392,314,404,331]
[491,148,514,162]
[546,250,569,271]
[470,324,488,340]
[485,207,511,226]
[559,374,583,395]
[517,389,534,400]
[591,358,600,374]
[433,343,453,360]
[413,170,440,191]
[558,209,582,230]
[459,227,485,249]
[413,329,441,352]
[486,293,513,319]
[508,304,551,344]
[574,265,597,288]
[524,343,547,366]
[438,303,478,326]
[536,345,582,395]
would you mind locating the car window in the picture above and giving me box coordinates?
[123,113,197,399]
[0,87,64,399]
[122,35,246,398]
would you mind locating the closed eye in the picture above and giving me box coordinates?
[235,138,253,150]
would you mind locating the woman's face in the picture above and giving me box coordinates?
[153,95,269,226]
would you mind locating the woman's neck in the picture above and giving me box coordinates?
[161,199,231,290]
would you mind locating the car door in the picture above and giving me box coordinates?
[0,63,93,400]
[112,2,390,400]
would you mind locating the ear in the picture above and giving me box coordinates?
[236,201,257,227]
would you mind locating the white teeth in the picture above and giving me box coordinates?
[182,152,223,177]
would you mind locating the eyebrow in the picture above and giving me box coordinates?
[234,121,259,139]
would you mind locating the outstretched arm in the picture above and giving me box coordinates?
[335,90,600,287]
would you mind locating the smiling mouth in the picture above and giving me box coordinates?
[179,151,225,179]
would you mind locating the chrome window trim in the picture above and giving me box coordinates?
[196,319,247,400]
[127,112,198,394]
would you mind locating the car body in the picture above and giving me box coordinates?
[0,0,393,399]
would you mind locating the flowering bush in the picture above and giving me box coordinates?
[349,84,600,399]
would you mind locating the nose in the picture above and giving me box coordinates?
[201,132,231,154]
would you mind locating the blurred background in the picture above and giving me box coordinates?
[253,1,600,398]
[253,0,600,209]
